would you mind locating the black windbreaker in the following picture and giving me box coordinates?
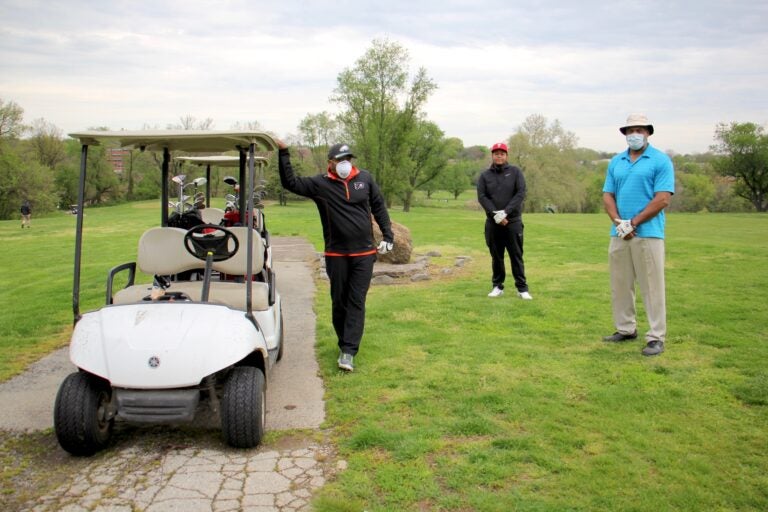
[476,163,527,222]
[278,148,393,255]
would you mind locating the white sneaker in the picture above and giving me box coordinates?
[487,286,504,298]
[518,291,533,300]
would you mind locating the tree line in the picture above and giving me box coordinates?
[1,39,766,220]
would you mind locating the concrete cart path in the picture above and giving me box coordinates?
[0,236,325,432]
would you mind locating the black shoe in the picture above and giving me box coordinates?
[642,340,665,356]
[602,330,638,342]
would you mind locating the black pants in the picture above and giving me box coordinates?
[485,219,528,292]
[325,254,376,356]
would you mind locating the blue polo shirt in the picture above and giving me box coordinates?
[603,143,675,239]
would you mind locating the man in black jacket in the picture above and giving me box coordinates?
[277,140,394,371]
[477,142,532,300]
[20,200,31,228]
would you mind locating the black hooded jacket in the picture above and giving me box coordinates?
[278,148,393,256]
[477,163,526,222]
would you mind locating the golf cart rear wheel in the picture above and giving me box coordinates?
[54,372,114,456]
[221,366,265,448]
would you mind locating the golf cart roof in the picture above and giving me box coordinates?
[175,155,268,167]
[68,130,276,153]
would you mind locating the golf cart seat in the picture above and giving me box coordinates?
[200,207,225,224]
[113,226,269,310]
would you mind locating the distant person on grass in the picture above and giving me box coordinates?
[477,142,532,300]
[602,114,675,357]
[20,200,31,228]
[276,140,394,372]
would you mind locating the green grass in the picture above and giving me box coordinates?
[2,202,768,510]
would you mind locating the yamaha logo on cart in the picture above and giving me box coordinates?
[148,356,160,368]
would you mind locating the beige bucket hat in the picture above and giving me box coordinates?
[620,113,654,135]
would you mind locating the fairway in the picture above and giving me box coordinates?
[1,202,767,511]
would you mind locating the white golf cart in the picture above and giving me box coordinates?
[55,131,283,455]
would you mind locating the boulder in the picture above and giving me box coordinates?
[373,219,412,264]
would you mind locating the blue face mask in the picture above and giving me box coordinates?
[626,133,646,151]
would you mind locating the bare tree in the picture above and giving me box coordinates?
[231,120,263,131]
[168,116,215,130]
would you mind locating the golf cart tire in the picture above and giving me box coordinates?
[221,366,265,448]
[277,311,285,362]
[54,372,114,456]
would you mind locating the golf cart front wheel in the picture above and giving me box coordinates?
[221,366,266,448]
[54,372,114,456]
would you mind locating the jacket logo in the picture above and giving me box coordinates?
[354,182,365,190]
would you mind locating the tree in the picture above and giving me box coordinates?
[0,149,55,218]
[60,140,121,206]
[298,112,340,172]
[331,39,437,203]
[676,173,715,212]
[0,98,26,141]
[439,160,474,199]
[400,120,448,211]
[711,122,768,212]
[231,120,262,131]
[27,118,66,169]
[169,115,215,130]
[508,114,585,212]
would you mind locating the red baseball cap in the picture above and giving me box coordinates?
[491,142,508,153]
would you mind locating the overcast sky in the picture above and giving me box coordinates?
[1,0,766,154]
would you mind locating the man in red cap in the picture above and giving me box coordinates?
[477,142,532,299]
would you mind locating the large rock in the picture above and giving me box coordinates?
[373,219,412,264]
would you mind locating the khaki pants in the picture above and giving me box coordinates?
[609,237,666,343]
[21,214,31,227]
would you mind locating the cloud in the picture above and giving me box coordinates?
[0,0,766,154]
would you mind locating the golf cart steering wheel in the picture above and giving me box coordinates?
[183,224,239,262]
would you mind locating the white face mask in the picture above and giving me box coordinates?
[335,160,352,179]
[626,133,646,151]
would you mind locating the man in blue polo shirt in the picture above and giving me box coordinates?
[602,114,675,356]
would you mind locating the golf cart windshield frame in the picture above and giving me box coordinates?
[68,130,276,324]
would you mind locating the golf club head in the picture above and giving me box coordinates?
[171,175,186,185]
[225,194,237,203]
[192,177,207,187]
[223,176,238,186]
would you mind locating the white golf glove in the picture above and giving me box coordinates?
[377,240,394,254]
[615,219,635,239]
[493,210,507,224]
